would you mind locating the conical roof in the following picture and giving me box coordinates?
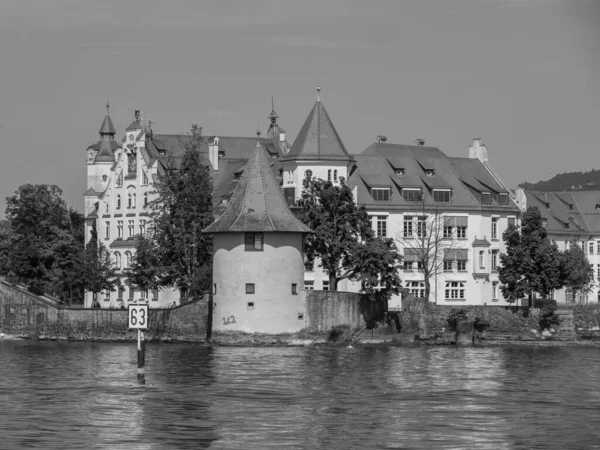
[280,100,355,162]
[95,139,115,162]
[202,142,312,234]
[99,114,116,135]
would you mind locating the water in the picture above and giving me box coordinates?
[1,341,600,450]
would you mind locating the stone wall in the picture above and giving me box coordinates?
[304,290,363,332]
[0,281,210,342]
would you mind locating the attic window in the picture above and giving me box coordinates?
[395,169,405,176]
[565,223,571,230]
[595,204,600,210]
[433,189,451,203]
[481,192,492,205]
[234,171,243,180]
[499,193,509,205]
[402,188,422,202]
[371,188,391,201]
[425,170,434,177]
[159,150,166,156]
[221,196,230,205]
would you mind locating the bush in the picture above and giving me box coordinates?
[28,281,45,296]
[535,298,559,330]
[446,309,468,332]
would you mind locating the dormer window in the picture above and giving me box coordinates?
[481,192,491,205]
[221,195,230,205]
[595,204,600,210]
[565,223,571,230]
[425,170,434,177]
[395,169,405,176]
[432,189,451,203]
[234,171,243,180]
[218,150,225,159]
[499,193,509,205]
[371,188,391,201]
[402,188,422,202]
[159,150,166,156]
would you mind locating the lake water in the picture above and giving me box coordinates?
[1,341,600,450]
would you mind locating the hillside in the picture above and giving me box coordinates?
[519,169,600,192]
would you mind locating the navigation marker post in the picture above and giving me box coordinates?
[128,302,149,382]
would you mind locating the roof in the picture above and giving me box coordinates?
[88,140,120,153]
[472,238,491,247]
[280,101,355,163]
[125,120,143,131]
[202,142,312,234]
[99,114,116,135]
[83,187,100,197]
[94,139,115,162]
[348,142,519,213]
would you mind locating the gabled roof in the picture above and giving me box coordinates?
[281,101,355,163]
[202,142,312,234]
[84,187,101,197]
[99,114,116,135]
[125,120,143,131]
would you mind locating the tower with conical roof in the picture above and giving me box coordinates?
[264,95,290,155]
[86,103,121,194]
[278,85,356,206]
[203,138,312,333]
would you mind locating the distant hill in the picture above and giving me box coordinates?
[519,169,600,192]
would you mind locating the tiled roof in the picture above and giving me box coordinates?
[126,120,143,131]
[202,142,312,234]
[281,101,355,162]
[84,187,100,197]
[349,143,519,212]
[472,238,491,247]
[99,114,116,135]
[95,139,115,162]
[109,239,138,249]
[88,140,120,153]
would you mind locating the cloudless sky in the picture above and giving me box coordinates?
[1,0,599,216]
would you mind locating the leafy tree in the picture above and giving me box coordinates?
[297,176,403,294]
[126,234,161,295]
[499,206,564,303]
[395,198,460,302]
[5,184,77,295]
[561,240,593,303]
[0,220,12,276]
[149,125,214,299]
[82,227,118,305]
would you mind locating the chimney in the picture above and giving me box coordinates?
[415,139,425,146]
[376,135,387,143]
[468,138,489,163]
[209,137,219,171]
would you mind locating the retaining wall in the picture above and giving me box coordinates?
[304,290,364,332]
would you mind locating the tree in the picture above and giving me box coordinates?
[149,125,214,299]
[126,234,161,296]
[82,227,118,305]
[297,176,403,294]
[0,220,13,276]
[395,198,459,302]
[499,206,564,303]
[5,184,77,294]
[561,240,593,303]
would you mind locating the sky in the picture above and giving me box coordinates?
[0,0,599,216]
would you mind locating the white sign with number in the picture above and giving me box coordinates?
[128,304,149,330]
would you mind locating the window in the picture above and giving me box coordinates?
[322,280,330,291]
[491,218,498,240]
[128,193,132,209]
[283,187,295,207]
[133,193,137,208]
[433,189,451,202]
[328,169,332,182]
[499,193,509,205]
[492,281,499,300]
[245,233,264,251]
[304,170,312,179]
[128,220,134,238]
[125,251,132,269]
[143,192,148,208]
[118,286,125,300]
[479,250,485,269]
[542,219,547,228]
[103,290,110,302]
[395,169,405,176]
[117,221,123,238]
[508,217,516,228]
[457,260,467,272]
[116,172,123,187]
[139,220,146,236]
[333,170,338,182]
[246,283,255,294]
[425,170,434,177]
[406,281,426,298]
[481,192,491,205]
[105,221,110,240]
[402,188,421,202]
[376,216,387,237]
[445,281,465,300]
[417,217,427,238]
[403,216,413,238]
[456,226,467,239]
[443,260,453,272]
[292,284,298,295]
[304,280,314,290]
[372,188,390,201]
[491,250,499,272]
[116,195,121,209]
[443,226,453,239]
[247,301,255,308]
[152,289,158,301]
[589,242,595,255]
[416,261,424,272]
[128,286,134,301]
[105,203,109,214]
[403,261,414,271]
[115,252,121,270]
[142,171,148,185]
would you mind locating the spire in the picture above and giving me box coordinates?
[316,77,321,101]
[202,143,312,234]
[256,125,261,140]
[125,109,143,131]
[268,94,279,127]
[98,102,116,138]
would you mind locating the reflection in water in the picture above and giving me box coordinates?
[1,341,600,449]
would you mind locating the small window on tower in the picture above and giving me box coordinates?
[246,284,255,294]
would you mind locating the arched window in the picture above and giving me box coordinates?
[328,169,332,182]
[105,203,109,214]
[116,195,121,209]
[115,252,121,270]
[143,192,148,208]
[125,251,132,269]
[479,250,485,269]
[128,193,132,209]
[334,170,338,182]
